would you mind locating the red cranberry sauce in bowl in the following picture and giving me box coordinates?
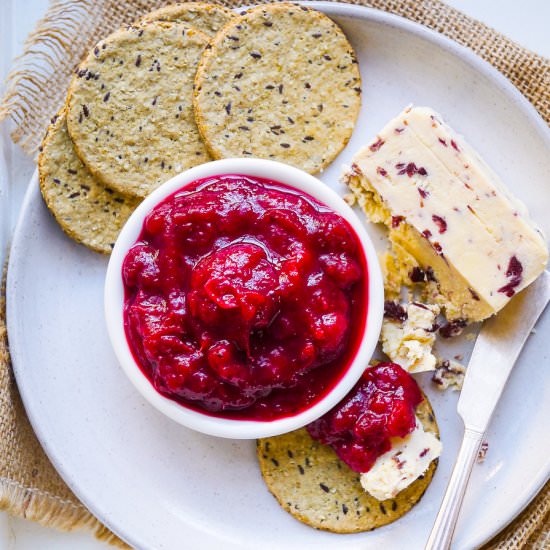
[307,362,423,472]
[121,174,369,421]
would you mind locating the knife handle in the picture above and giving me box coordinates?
[425,428,484,550]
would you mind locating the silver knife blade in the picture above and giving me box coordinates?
[458,271,550,433]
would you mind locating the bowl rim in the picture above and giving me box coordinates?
[104,158,383,439]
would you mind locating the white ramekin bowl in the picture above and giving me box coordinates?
[104,158,383,439]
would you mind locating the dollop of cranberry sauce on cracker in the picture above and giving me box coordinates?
[122,175,368,420]
[307,363,423,472]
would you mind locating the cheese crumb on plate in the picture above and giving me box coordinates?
[432,358,466,391]
[382,301,440,373]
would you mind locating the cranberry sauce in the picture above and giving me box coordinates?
[307,363,422,472]
[122,175,368,421]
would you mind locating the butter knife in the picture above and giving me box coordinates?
[426,270,550,550]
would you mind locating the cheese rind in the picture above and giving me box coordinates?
[360,419,442,501]
[344,106,548,322]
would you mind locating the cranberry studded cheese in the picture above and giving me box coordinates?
[360,418,442,501]
[343,106,548,322]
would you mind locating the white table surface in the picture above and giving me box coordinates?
[1,1,549,549]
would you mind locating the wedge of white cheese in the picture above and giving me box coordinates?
[381,302,440,373]
[344,105,548,322]
[360,419,442,501]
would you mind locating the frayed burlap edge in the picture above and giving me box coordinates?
[0,0,548,547]
[0,478,126,547]
[484,481,550,549]
[0,0,166,156]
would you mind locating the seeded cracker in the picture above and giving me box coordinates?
[193,3,361,174]
[137,2,236,36]
[257,397,439,533]
[38,110,140,254]
[67,22,211,198]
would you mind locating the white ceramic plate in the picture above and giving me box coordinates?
[7,3,550,549]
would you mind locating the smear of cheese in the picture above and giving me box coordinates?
[381,302,440,373]
[343,105,548,322]
[360,419,442,501]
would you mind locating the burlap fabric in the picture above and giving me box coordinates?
[0,1,548,548]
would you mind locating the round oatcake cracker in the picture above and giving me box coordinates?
[38,110,140,254]
[193,3,361,174]
[137,2,236,36]
[67,22,211,198]
[257,396,439,533]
